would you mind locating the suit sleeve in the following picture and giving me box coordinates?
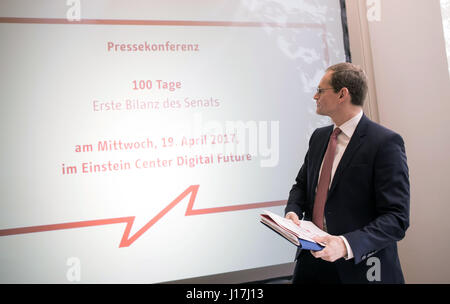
[343,132,410,264]
[284,130,316,219]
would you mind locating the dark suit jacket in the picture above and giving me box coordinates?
[285,114,410,284]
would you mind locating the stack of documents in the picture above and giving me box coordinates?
[260,210,329,251]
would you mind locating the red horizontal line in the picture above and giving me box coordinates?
[0,185,286,247]
[0,217,133,237]
[186,200,286,216]
[0,17,324,29]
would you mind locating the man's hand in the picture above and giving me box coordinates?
[285,212,301,226]
[311,235,347,262]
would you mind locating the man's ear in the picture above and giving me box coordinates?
[340,88,349,99]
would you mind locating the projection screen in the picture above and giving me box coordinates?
[0,0,348,283]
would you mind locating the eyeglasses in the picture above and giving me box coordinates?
[316,87,335,95]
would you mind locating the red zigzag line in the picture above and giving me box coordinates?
[0,185,286,247]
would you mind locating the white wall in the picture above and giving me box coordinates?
[347,0,450,283]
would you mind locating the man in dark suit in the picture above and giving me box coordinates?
[285,63,410,284]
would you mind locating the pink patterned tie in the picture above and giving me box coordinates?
[312,128,341,230]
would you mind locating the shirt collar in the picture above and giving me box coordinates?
[334,110,363,138]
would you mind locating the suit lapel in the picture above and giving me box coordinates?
[329,114,369,195]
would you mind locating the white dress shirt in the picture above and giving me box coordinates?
[288,110,363,260]
[328,110,363,186]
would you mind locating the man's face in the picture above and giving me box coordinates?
[314,71,340,117]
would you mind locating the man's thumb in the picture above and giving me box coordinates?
[313,236,328,245]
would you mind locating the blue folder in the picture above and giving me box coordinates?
[299,239,324,251]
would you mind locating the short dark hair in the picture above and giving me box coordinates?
[326,63,368,106]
